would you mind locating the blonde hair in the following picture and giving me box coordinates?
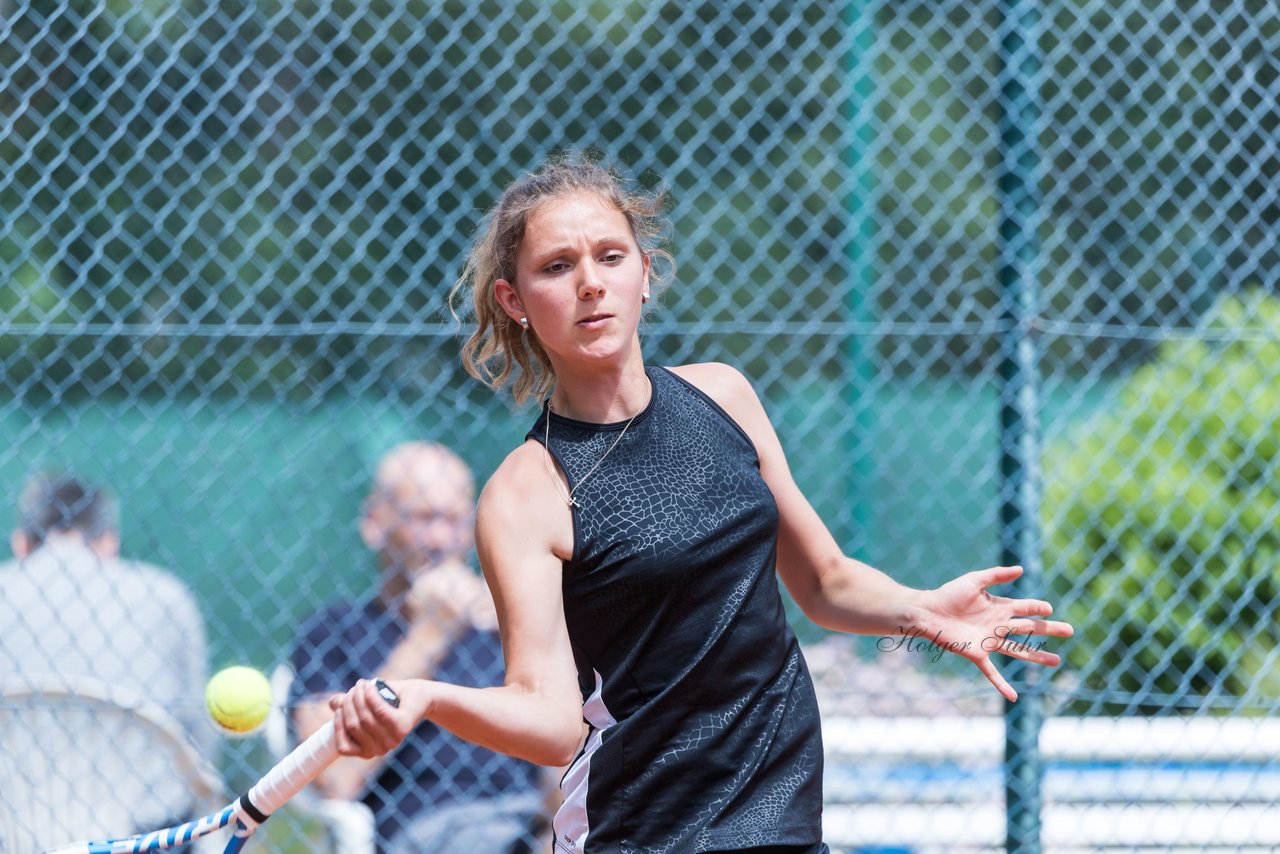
[450,155,675,405]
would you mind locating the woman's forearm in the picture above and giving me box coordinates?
[801,557,930,636]
[415,679,586,768]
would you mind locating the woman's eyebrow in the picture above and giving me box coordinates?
[531,236,631,265]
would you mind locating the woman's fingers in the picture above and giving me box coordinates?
[331,695,367,757]
[974,565,1023,588]
[983,636,1062,667]
[1003,617,1074,638]
[1010,598,1054,616]
[332,679,403,758]
[972,655,1018,703]
[357,678,407,754]
[984,595,1057,618]
[979,621,1067,667]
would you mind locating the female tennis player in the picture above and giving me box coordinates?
[328,156,1073,853]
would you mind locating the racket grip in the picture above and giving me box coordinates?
[236,719,339,827]
[236,680,400,827]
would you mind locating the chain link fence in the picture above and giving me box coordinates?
[1,0,1277,851]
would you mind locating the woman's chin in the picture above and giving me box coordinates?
[550,336,641,367]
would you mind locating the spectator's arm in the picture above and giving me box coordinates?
[382,564,490,681]
[293,581,488,804]
[291,601,469,800]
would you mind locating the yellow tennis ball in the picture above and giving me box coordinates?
[206,666,272,734]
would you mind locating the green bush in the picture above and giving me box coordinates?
[1046,290,1280,713]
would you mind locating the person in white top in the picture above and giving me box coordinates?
[0,471,215,850]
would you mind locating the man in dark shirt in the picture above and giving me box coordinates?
[290,443,545,853]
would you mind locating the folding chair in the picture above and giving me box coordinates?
[0,677,223,853]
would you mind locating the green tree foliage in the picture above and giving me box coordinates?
[0,0,849,401]
[876,1,1277,373]
[2,1,1275,398]
[1046,290,1280,712]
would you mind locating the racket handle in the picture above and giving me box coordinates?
[235,719,338,827]
[236,680,400,828]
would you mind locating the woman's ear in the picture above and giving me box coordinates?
[493,278,526,325]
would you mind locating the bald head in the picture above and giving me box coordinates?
[371,442,475,505]
[362,442,476,577]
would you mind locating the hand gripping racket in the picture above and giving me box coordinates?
[43,679,400,854]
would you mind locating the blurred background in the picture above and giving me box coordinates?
[1,1,1277,851]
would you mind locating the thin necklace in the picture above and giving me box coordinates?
[543,396,643,509]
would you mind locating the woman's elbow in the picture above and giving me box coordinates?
[781,572,829,626]
[525,712,584,767]
[781,553,851,626]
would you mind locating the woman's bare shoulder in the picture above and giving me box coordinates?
[480,439,557,510]
[666,361,756,401]
[666,362,764,419]
[477,438,574,561]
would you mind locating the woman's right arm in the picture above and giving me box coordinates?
[328,442,586,767]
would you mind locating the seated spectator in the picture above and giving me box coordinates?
[290,442,546,853]
[0,471,214,850]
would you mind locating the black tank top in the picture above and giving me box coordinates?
[529,365,824,853]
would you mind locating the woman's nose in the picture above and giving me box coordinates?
[577,260,605,299]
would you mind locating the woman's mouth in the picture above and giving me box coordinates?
[577,314,613,329]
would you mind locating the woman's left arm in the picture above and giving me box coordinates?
[671,362,1073,701]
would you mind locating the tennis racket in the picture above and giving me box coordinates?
[42,679,400,854]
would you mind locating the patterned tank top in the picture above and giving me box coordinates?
[528,365,824,853]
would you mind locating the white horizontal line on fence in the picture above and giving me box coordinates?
[824,716,1280,850]
[823,716,1280,762]
[825,803,1280,849]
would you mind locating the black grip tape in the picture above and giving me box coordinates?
[238,792,270,825]
[374,678,400,708]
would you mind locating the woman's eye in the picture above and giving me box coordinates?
[545,261,569,273]
[602,252,624,263]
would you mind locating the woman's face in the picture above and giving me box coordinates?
[496,191,650,368]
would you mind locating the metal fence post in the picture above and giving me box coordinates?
[844,0,876,558]
[997,1,1045,852]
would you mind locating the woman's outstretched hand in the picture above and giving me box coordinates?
[908,565,1074,702]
